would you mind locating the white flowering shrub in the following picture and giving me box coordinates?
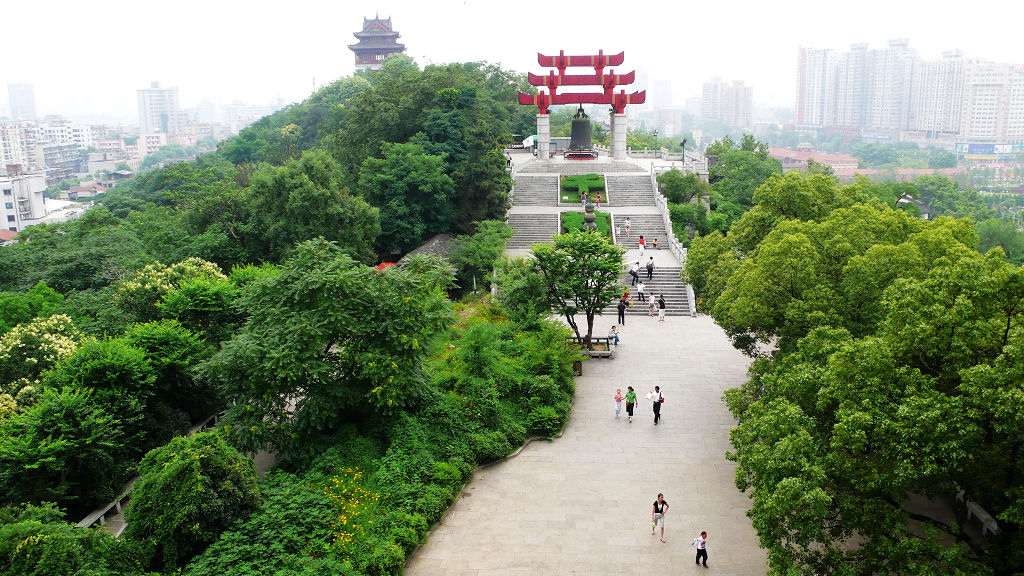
[0,314,82,394]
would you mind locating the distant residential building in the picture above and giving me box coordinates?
[909,50,965,137]
[0,121,44,174]
[138,133,168,156]
[38,116,94,149]
[960,61,1024,141]
[137,82,182,134]
[702,77,754,129]
[7,84,37,121]
[349,16,406,71]
[796,47,833,127]
[40,142,81,186]
[796,40,1024,143]
[0,172,47,231]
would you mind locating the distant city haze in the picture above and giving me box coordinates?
[4,0,1024,122]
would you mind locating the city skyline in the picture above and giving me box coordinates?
[4,0,1024,123]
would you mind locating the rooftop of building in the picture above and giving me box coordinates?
[768,147,858,165]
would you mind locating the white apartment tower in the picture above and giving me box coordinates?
[960,61,1024,141]
[7,84,37,121]
[910,50,965,137]
[796,47,833,126]
[863,39,917,131]
[137,82,181,134]
[831,44,868,128]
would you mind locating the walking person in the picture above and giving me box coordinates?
[617,298,627,325]
[595,192,601,210]
[646,257,655,280]
[638,235,645,256]
[625,386,636,423]
[637,280,647,303]
[630,261,640,286]
[581,190,588,208]
[657,294,666,322]
[624,216,631,237]
[651,493,669,542]
[691,531,708,567]
[652,385,664,425]
[614,388,624,418]
[648,295,657,317]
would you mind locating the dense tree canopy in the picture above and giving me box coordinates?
[202,240,454,456]
[688,170,1024,575]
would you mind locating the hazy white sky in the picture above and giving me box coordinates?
[4,0,1024,123]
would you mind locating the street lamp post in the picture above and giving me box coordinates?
[653,129,659,157]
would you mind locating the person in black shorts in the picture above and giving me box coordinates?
[651,493,669,542]
[625,386,636,423]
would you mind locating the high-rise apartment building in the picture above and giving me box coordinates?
[7,84,37,121]
[797,41,1024,143]
[863,39,916,131]
[137,82,181,134]
[703,77,754,129]
[796,47,833,126]
[910,51,965,137]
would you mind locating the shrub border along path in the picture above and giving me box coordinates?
[405,314,768,575]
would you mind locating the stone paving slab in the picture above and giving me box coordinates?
[405,315,767,575]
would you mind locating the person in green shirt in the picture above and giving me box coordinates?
[625,386,637,423]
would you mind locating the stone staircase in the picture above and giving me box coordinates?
[605,175,657,207]
[511,175,559,207]
[507,213,559,249]
[612,213,669,251]
[616,265,690,316]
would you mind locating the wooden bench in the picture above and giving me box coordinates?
[566,336,617,359]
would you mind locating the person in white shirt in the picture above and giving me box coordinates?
[691,531,708,567]
[651,386,664,424]
[637,281,646,303]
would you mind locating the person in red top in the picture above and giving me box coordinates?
[638,235,646,256]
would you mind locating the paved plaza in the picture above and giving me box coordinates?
[406,314,768,575]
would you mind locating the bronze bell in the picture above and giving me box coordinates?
[569,105,592,150]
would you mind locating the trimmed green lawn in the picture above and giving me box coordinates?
[561,210,612,237]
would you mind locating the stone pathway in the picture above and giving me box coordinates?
[405,314,767,575]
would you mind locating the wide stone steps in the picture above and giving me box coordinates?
[511,175,559,207]
[604,266,689,317]
[612,214,669,250]
[507,213,559,249]
[605,175,657,206]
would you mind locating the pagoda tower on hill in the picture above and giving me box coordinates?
[349,15,406,71]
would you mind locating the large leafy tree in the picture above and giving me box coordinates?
[532,230,625,348]
[125,432,261,571]
[705,134,783,223]
[699,171,1024,575]
[245,149,380,263]
[358,142,455,254]
[0,387,123,513]
[201,239,453,456]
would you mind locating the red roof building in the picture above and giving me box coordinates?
[349,16,406,71]
[768,147,859,172]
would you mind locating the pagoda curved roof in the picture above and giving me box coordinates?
[349,41,406,51]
